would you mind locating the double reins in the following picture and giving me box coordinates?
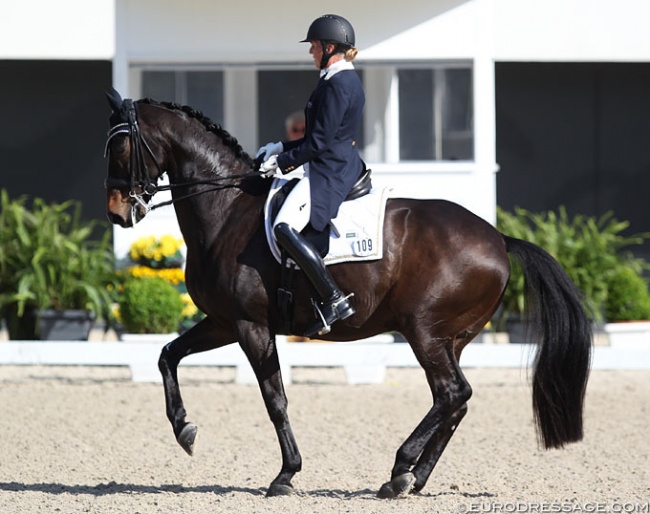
[104,99,260,213]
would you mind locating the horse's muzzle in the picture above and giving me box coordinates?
[106,210,131,228]
[106,190,145,227]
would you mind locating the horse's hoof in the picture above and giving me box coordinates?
[266,483,295,497]
[176,423,198,456]
[377,472,416,499]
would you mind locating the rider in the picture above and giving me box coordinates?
[257,14,365,337]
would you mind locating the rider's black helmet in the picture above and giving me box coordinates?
[301,14,355,47]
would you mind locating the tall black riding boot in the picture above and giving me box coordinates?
[274,222,355,337]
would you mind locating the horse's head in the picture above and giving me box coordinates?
[105,89,264,228]
[104,88,166,227]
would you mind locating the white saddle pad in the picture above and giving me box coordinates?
[264,176,391,266]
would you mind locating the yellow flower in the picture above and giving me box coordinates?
[180,293,199,319]
[128,234,184,265]
[126,266,185,285]
[159,234,183,257]
[157,268,185,285]
[111,303,122,323]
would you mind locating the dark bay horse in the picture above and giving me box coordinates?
[104,90,592,499]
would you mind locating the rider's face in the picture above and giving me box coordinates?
[309,41,335,69]
[309,41,322,69]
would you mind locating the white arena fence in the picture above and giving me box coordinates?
[1,333,648,384]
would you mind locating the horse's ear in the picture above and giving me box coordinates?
[106,87,124,113]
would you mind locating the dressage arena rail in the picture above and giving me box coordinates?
[1,334,648,384]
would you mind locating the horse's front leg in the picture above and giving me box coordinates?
[236,320,302,497]
[158,317,235,455]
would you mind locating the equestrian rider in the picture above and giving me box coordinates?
[257,14,365,337]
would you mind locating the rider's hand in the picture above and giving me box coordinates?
[256,141,283,161]
[259,155,279,178]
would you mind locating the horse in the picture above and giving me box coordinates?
[104,89,592,499]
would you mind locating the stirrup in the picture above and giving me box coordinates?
[310,292,355,336]
[311,299,332,336]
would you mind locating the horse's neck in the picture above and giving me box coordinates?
[170,165,262,258]
[154,111,261,258]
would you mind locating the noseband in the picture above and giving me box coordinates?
[104,99,260,220]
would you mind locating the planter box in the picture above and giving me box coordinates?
[119,333,178,343]
[38,309,96,341]
[604,321,650,349]
[505,317,533,345]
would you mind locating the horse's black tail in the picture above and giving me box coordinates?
[504,236,592,449]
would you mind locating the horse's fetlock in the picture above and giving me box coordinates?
[394,447,418,471]
[457,384,472,405]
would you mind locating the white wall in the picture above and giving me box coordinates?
[5,1,650,63]
[494,0,650,62]
[115,0,478,64]
[1,0,115,60]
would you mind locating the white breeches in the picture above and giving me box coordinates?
[273,170,312,233]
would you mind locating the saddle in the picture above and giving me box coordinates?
[267,167,373,257]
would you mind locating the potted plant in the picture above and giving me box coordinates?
[0,189,117,340]
[118,276,184,339]
[495,206,650,341]
[604,264,650,321]
[116,234,204,336]
[603,263,650,347]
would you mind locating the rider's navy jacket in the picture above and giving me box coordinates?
[277,66,365,232]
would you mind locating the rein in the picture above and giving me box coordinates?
[104,100,260,214]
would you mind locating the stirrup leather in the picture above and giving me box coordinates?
[310,292,355,336]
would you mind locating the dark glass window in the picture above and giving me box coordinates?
[398,67,473,160]
[142,70,224,124]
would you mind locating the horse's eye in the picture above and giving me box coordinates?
[112,137,129,156]
[107,135,129,159]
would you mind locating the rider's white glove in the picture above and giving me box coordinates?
[259,155,279,178]
[256,141,283,161]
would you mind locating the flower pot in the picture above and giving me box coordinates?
[38,309,96,341]
[4,304,38,340]
[604,321,650,348]
[505,316,532,344]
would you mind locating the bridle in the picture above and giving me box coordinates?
[104,99,260,221]
[104,99,163,216]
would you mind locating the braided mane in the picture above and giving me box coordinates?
[139,97,254,167]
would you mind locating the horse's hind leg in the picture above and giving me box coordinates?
[411,402,468,493]
[158,317,235,455]
[379,341,472,498]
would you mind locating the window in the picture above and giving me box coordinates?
[257,69,316,144]
[397,66,473,161]
[257,69,365,148]
[141,70,224,125]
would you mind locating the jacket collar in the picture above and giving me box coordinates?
[320,60,355,80]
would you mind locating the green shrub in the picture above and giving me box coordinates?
[496,206,650,323]
[0,189,117,339]
[604,265,650,321]
[119,277,184,334]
